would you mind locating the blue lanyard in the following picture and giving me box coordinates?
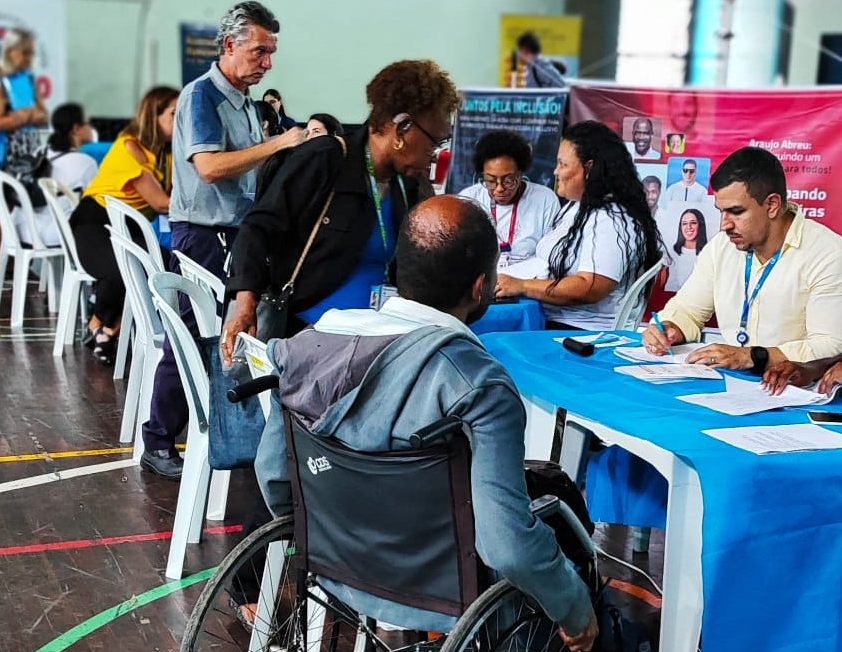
[740,248,783,332]
[364,145,406,281]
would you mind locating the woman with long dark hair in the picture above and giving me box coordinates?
[665,207,707,292]
[495,120,663,329]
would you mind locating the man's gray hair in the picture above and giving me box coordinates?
[216,2,279,56]
[1,27,35,75]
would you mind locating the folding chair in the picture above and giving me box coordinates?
[0,171,63,329]
[39,179,95,356]
[104,195,164,379]
[149,271,231,579]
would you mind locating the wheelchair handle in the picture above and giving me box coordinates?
[226,375,279,403]
[408,416,463,449]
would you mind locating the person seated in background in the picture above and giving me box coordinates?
[643,146,842,372]
[763,355,842,395]
[516,31,566,88]
[305,112,343,139]
[253,99,280,138]
[495,120,663,330]
[255,195,598,651]
[68,86,179,365]
[459,130,559,267]
[14,102,98,247]
[261,88,297,131]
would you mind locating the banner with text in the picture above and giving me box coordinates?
[180,23,218,86]
[447,88,567,195]
[570,84,842,294]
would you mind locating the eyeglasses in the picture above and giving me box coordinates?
[413,120,451,150]
[682,168,696,174]
[483,173,521,191]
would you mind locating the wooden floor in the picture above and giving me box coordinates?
[0,277,664,652]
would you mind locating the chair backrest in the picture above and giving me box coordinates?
[149,272,214,430]
[38,178,86,274]
[611,257,666,331]
[104,195,165,272]
[0,169,46,249]
[173,250,225,334]
[107,227,165,346]
[285,410,479,618]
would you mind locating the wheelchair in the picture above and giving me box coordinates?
[182,386,601,652]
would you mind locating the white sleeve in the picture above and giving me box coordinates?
[574,209,628,282]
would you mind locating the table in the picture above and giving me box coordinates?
[482,330,842,652]
[470,298,544,335]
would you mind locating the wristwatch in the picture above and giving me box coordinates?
[750,346,769,374]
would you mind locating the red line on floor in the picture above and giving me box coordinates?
[608,578,662,609]
[0,524,244,557]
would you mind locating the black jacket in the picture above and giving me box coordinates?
[226,126,430,313]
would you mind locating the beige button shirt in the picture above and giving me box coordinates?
[660,203,842,362]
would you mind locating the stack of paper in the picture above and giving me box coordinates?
[678,375,841,416]
[614,343,708,364]
[703,424,842,454]
[615,363,722,384]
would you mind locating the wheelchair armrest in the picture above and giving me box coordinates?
[408,416,463,449]
[227,374,278,403]
[530,494,596,556]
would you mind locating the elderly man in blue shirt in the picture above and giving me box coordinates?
[140,1,304,477]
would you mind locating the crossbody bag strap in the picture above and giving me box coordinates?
[283,135,348,294]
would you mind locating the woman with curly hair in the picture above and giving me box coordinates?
[224,59,457,355]
[664,207,707,292]
[459,130,559,266]
[495,120,663,329]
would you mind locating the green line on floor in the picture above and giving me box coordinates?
[35,566,216,652]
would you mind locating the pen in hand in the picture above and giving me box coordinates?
[652,312,673,355]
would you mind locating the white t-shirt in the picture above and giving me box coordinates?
[664,247,698,292]
[535,201,641,330]
[665,180,707,202]
[625,142,660,160]
[14,148,98,247]
[459,181,560,266]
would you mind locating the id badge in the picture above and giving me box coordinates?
[370,284,398,310]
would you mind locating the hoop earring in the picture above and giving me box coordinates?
[393,139,405,151]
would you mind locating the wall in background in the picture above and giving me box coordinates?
[66,0,572,120]
[788,0,842,84]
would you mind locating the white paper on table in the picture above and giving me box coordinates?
[502,257,549,279]
[615,363,723,383]
[678,379,840,416]
[613,343,708,364]
[702,424,842,454]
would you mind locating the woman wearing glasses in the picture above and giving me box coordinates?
[495,120,662,330]
[458,130,559,267]
[223,59,457,359]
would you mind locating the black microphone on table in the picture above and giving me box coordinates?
[562,337,595,357]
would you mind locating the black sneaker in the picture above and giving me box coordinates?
[92,328,118,365]
[140,448,184,479]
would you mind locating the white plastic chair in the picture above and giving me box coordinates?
[107,228,166,458]
[149,271,230,579]
[104,195,164,380]
[172,250,225,333]
[0,171,64,329]
[611,257,666,331]
[39,179,96,356]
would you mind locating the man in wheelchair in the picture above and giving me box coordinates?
[255,196,598,651]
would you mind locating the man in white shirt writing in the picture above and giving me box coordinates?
[643,146,842,373]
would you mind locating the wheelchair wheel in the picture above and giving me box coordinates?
[441,581,565,652]
[182,515,316,651]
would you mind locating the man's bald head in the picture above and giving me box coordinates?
[396,195,498,314]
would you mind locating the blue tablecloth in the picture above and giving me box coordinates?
[470,299,544,335]
[482,330,842,652]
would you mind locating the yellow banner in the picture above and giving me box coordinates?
[500,14,582,87]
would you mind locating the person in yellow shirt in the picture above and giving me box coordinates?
[69,86,179,364]
[643,146,842,373]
